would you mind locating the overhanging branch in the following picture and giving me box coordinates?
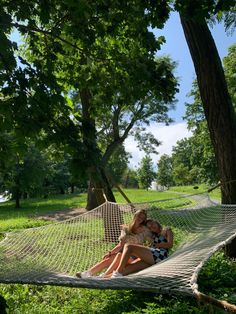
[5,22,83,53]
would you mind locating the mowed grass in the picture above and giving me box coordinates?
[169,184,221,201]
[0,186,218,233]
[0,188,198,233]
[0,187,234,314]
[0,193,88,232]
[113,188,191,203]
[0,188,197,278]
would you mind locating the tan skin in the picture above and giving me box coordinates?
[76,211,149,277]
[110,220,173,277]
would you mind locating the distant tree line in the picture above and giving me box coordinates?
[127,44,236,190]
[157,44,235,188]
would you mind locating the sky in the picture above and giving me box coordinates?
[125,12,236,169]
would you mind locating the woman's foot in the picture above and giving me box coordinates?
[76,271,92,278]
[111,271,123,278]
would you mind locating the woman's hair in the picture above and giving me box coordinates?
[127,209,147,233]
[119,209,148,242]
[146,219,162,230]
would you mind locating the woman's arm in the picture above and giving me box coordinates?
[156,229,173,249]
[102,241,123,259]
[110,242,123,254]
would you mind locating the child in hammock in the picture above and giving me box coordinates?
[75,209,152,278]
[109,219,173,278]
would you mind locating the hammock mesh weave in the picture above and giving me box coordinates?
[0,194,235,296]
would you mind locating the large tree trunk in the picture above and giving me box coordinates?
[180,15,236,256]
[14,159,21,209]
[86,166,116,210]
[80,88,116,210]
[14,188,20,209]
[80,88,119,241]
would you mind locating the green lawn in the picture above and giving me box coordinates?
[0,188,198,233]
[0,193,88,232]
[113,188,192,203]
[0,187,234,314]
[169,184,221,200]
[0,185,220,233]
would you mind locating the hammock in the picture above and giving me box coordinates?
[0,193,235,298]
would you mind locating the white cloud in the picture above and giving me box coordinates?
[124,122,192,168]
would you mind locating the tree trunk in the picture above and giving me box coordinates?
[80,86,119,240]
[86,166,116,210]
[80,88,116,210]
[59,187,65,194]
[14,162,21,209]
[124,172,129,188]
[23,192,28,199]
[14,189,20,209]
[180,15,236,256]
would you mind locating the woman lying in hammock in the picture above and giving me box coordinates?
[75,209,153,278]
[108,219,173,278]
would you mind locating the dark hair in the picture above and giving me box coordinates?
[146,219,162,229]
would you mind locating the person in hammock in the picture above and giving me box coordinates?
[107,219,173,278]
[75,209,153,278]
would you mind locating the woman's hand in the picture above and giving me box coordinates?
[102,252,112,259]
[157,229,173,249]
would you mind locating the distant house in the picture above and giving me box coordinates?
[149,181,167,191]
[150,181,157,190]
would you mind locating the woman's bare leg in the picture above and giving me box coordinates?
[88,255,116,275]
[116,244,154,274]
[104,255,140,277]
[104,253,122,277]
[122,260,151,276]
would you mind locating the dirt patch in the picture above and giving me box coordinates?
[36,207,87,222]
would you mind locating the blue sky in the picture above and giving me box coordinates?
[126,12,236,168]
[155,12,236,123]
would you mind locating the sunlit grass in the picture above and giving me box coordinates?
[169,184,221,201]
[0,186,234,313]
[0,188,201,233]
[113,188,191,203]
[0,193,87,214]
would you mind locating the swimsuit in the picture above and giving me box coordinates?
[150,234,168,263]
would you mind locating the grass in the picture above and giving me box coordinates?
[0,284,210,314]
[0,250,234,314]
[113,189,194,203]
[0,193,88,215]
[0,186,233,313]
[0,193,87,232]
[0,188,197,233]
[169,184,221,201]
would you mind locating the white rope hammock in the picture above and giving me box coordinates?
[0,193,235,297]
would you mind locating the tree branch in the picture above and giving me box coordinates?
[0,51,14,73]
[101,108,140,166]
[112,105,122,139]
[6,22,84,53]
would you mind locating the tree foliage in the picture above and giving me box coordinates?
[223,44,236,108]
[157,154,173,187]
[0,0,179,208]
[137,155,156,189]
[157,42,235,187]
[1,0,235,209]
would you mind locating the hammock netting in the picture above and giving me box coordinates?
[0,193,235,296]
